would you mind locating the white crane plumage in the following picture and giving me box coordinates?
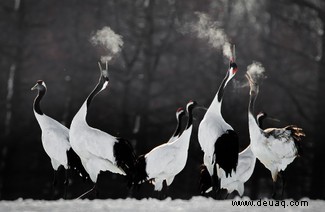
[198,61,239,184]
[133,101,198,192]
[69,62,136,198]
[31,80,89,197]
[246,72,305,197]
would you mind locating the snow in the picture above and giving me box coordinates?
[0,197,323,212]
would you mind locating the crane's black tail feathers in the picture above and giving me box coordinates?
[285,125,305,156]
[214,130,239,177]
[132,154,148,189]
[199,164,212,195]
[67,148,91,182]
[114,138,137,187]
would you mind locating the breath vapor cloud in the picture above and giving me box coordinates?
[190,12,233,60]
[90,26,124,63]
[247,61,266,82]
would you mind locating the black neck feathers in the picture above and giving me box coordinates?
[86,76,108,108]
[217,71,230,102]
[34,87,46,115]
[186,105,195,129]
[173,112,185,137]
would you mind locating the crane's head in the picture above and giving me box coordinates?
[228,45,238,81]
[186,100,198,113]
[225,60,238,85]
[257,111,267,128]
[176,107,185,119]
[229,61,238,77]
[186,100,207,113]
[257,111,267,120]
[98,61,109,91]
[31,80,47,92]
[98,61,110,82]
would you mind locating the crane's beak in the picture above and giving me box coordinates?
[31,83,38,91]
[245,73,259,95]
[194,105,208,111]
[265,116,281,123]
[98,61,109,81]
[245,73,255,87]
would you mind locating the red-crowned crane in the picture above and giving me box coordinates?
[246,72,305,198]
[133,101,198,193]
[69,62,136,198]
[198,61,239,192]
[31,80,89,198]
[200,113,268,197]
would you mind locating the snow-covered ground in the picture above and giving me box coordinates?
[0,197,323,212]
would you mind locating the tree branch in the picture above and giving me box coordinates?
[288,0,324,20]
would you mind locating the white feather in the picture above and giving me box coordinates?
[70,102,125,183]
[219,145,256,196]
[34,112,70,170]
[145,126,193,191]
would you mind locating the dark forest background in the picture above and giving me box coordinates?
[0,0,324,200]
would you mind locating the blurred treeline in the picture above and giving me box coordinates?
[0,0,324,200]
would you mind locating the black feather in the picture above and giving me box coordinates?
[67,148,90,182]
[133,154,148,188]
[113,138,137,186]
[214,130,239,177]
[199,165,212,194]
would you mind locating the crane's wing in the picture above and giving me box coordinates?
[83,127,117,163]
[236,148,256,182]
[198,116,222,157]
[145,144,178,178]
[42,126,71,166]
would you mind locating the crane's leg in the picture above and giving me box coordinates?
[76,183,97,199]
[63,168,70,199]
[158,181,167,200]
[224,192,229,200]
[279,171,286,199]
[272,181,277,199]
[51,170,59,200]
[52,170,58,187]
[214,179,222,199]
[212,167,221,199]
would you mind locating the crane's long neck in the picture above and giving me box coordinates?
[86,76,107,109]
[208,71,230,115]
[186,111,192,130]
[173,108,193,147]
[172,115,183,138]
[248,89,261,136]
[74,76,108,123]
[33,89,45,115]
